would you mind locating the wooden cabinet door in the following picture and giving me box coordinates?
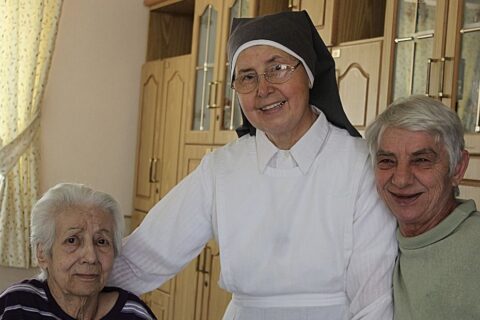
[133,61,164,212]
[195,240,231,320]
[157,55,191,199]
[291,0,337,46]
[213,0,258,145]
[130,210,147,233]
[185,0,257,146]
[382,0,449,104]
[148,281,175,320]
[332,38,383,135]
[185,0,225,144]
[444,0,480,201]
[177,145,232,320]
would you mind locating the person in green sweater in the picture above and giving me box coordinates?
[365,95,480,320]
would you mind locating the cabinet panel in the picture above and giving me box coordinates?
[333,38,383,130]
[180,145,231,320]
[196,240,231,320]
[185,0,224,144]
[389,0,448,101]
[130,210,147,233]
[134,56,190,212]
[185,0,256,145]
[214,0,257,145]
[158,56,191,198]
[149,281,174,320]
[291,0,385,46]
[292,0,336,46]
[134,61,164,212]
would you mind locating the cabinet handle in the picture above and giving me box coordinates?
[204,246,212,274]
[149,158,159,183]
[207,81,222,109]
[416,33,434,40]
[438,57,451,98]
[148,158,154,183]
[425,58,436,98]
[460,26,480,34]
[394,36,413,43]
[195,253,206,273]
[195,246,211,274]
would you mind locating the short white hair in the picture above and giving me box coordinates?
[31,183,124,280]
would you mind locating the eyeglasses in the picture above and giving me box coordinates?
[231,61,302,94]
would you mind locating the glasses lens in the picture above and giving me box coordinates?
[234,72,257,93]
[266,64,294,84]
[233,62,299,93]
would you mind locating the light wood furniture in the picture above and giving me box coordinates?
[131,54,191,320]
[332,37,384,135]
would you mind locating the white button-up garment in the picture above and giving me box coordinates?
[110,110,397,320]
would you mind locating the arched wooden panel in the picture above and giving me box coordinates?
[338,63,369,127]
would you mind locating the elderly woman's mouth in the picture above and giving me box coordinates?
[260,100,286,111]
[390,191,422,204]
[75,273,99,280]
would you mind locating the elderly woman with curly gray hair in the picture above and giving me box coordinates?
[0,183,156,320]
[365,95,480,319]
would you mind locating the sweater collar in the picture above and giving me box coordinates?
[397,199,478,250]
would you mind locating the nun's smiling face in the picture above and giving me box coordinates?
[234,45,315,150]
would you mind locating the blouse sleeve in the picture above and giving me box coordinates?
[346,155,398,320]
[108,155,215,295]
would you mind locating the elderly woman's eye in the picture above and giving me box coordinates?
[376,158,395,169]
[97,238,110,246]
[413,157,433,166]
[272,64,288,71]
[65,237,78,245]
[239,72,256,83]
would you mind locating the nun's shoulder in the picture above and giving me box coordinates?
[210,134,256,161]
[327,123,369,155]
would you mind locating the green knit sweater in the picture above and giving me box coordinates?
[393,200,480,320]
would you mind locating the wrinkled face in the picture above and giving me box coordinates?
[234,45,313,148]
[38,206,115,298]
[374,127,466,236]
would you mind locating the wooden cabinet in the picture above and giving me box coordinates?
[133,55,191,213]
[133,61,164,212]
[167,144,231,320]
[332,38,383,135]
[185,0,258,145]
[131,55,191,320]
[381,0,480,201]
[290,0,386,47]
[183,145,231,320]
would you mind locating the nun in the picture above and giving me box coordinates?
[110,10,397,320]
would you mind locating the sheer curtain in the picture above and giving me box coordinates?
[0,0,63,267]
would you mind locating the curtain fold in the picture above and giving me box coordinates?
[0,0,63,267]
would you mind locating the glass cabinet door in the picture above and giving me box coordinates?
[187,0,254,145]
[213,0,255,145]
[392,0,443,100]
[193,3,219,133]
[455,0,480,133]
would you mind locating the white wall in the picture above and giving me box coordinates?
[0,0,149,291]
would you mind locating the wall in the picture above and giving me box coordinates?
[0,0,148,291]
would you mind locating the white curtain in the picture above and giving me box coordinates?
[0,0,63,267]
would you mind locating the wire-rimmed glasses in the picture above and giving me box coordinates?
[231,61,302,94]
